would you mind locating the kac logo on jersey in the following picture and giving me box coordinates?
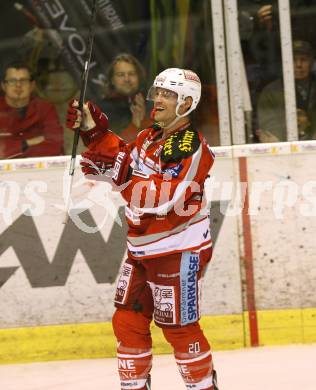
[162,164,183,178]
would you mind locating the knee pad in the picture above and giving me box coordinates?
[162,322,210,353]
[163,323,215,389]
[112,308,152,350]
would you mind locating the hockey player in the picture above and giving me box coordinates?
[66,68,218,390]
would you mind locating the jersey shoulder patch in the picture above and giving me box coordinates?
[161,129,200,162]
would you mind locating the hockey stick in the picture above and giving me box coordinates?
[14,2,40,26]
[63,0,98,224]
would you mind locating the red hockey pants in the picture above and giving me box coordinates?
[112,248,217,390]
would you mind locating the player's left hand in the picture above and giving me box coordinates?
[81,150,132,186]
[66,100,108,131]
[66,100,109,145]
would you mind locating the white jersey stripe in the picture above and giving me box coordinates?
[127,210,208,246]
[128,217,211,256]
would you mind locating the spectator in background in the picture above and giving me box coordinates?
[0,60,64,158]
[257,40,316,142]
[243,1,316,80]
[99,53,152,142]
[239,1,316,142]
[257,2,316,43]
[239,1,283,82]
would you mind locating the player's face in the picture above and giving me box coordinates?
[152,87,179,125]
[294,54,313,80]
[112,61,139,96]
[1,68,34,106]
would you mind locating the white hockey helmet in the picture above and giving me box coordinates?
[148,68,202,117]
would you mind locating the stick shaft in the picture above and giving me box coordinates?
[62,174,75,224]
[70,0,98,170]
[64,0,98,221]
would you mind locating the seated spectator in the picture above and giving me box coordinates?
[98,53,152,142]
[257,40,316,142]
[0,60,64,159]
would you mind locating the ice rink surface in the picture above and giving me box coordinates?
[0,344,315,390]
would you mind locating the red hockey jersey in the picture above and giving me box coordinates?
[88,122,215,259]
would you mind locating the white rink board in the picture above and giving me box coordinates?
[1,141,316,329]
[0,158,126,327]
[202,154,243,316]
[246,153,316,309]
[0,155,241,328]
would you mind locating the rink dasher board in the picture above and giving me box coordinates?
[0,152,241,328]
[0,142,316,363]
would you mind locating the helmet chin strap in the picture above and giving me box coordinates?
[159,100,190,129]
[159,116,181,130]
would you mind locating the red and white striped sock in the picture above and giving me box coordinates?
[117,348,152,390]
[175,349,215,389]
